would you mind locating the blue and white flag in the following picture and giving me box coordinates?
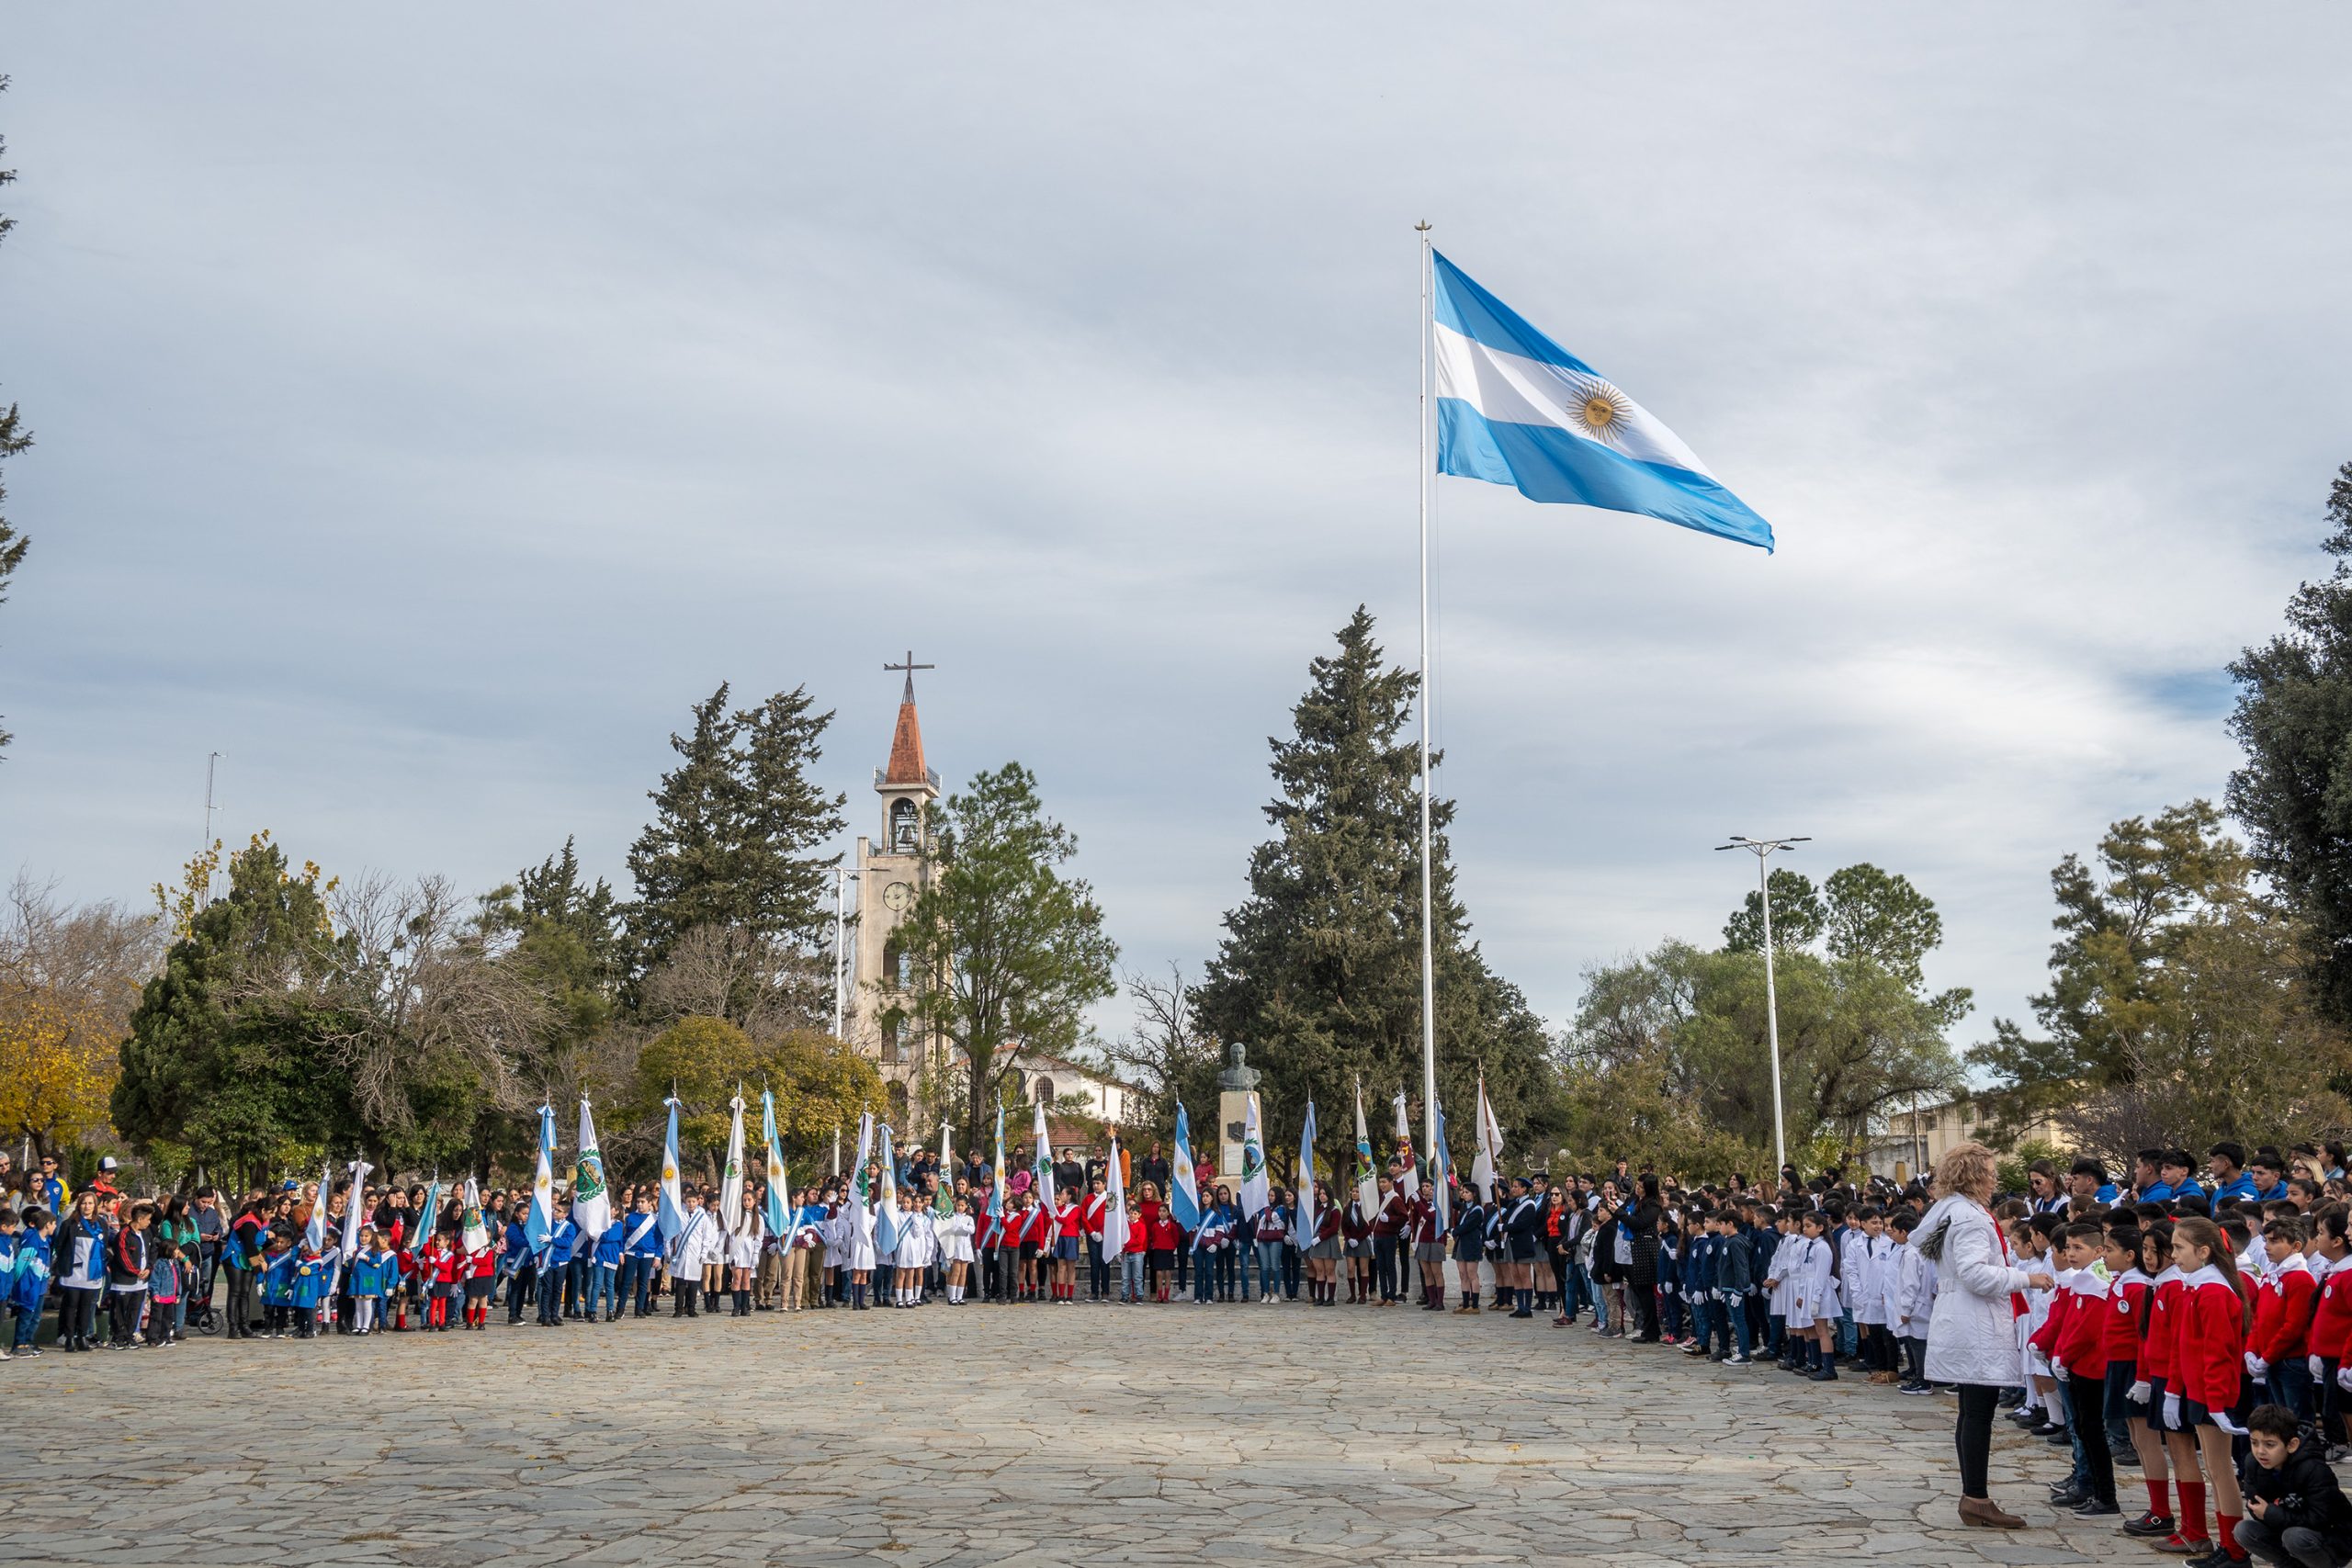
[1295,1097,1317,1245]
[1170,1103,1202,1231]
[1430,1093,1453,1230]
[657,1096,686,1246]
[303,1160,333,1252]
[761,1089,790,1238]
[1432,251,1773,552]
[525,1103,557,1251]
[413,1174,443,1249]
[874,1122,900,1258]
[988,1103,1006,1222]
[339,1156,373,1262]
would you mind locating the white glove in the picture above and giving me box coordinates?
[2211,1411,2248,1437]
[2338,1365,2352,1393]
[2314,1355,2327,1382]
[2127,1380,2151,1405]
[2246,1353,2269,1379]
[2163,1391,2182,1427]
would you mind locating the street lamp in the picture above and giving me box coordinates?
[831,867,860,1042]
[1715,834,1810,1179]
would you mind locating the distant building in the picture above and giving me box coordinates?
[1864,1094,2068,1184]
[843,664,1139,1130]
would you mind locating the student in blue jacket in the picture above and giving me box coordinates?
[503,1215,537,1325]
[259,1233,299,1337]
[537,1202,577,1327]
[617,1194,666,1318]
[6,1207,54,1356]
[589,1216,624,1323]
[1680,1220,1717,1359]
[289,1246,328,1338]
[346,1234,394,1336]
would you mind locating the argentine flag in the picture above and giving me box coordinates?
[1170,1103,1201,1232]
[525,1104,557,1251]
[657,1096,686,1246]
[1432,251,1772,552]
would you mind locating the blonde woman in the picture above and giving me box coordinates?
[1913,1141,2055,1529]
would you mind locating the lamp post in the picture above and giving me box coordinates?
[1715,834,1810,1179]
[831,867,859,1043]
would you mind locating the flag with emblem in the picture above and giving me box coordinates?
[1430,250,1773,551]
[1102,1132,1131,1260]
[1353,1082,1377,1215]
[1238,1096,1269,1218]
[573,1097,612,1240]
[1170,1102,1201,1231]
[761,1089,790,1238]
[657,1095,686,1246]
[719,1091,748,1231]
[458,1175,489,1253]
[1032,1099,1057,1218]
[525,1104,557,1251]
[874,1121,901,1258]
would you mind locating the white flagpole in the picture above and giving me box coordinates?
[1416,219,1439,1197]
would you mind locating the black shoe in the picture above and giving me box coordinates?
[2050,1486,2086,1508]
[2028,1421,2065,1438]
[2121,1512,2177,1538]
[2071,1498,2120,1517]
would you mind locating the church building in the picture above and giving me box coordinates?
[845,660,1141,1133]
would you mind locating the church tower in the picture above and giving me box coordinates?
[850,655,941,1090]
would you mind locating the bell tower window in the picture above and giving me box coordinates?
[890,796,920,852]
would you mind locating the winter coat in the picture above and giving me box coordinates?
[1917,1194,2030,1388]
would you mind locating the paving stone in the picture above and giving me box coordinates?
[0,1306,2167,1564]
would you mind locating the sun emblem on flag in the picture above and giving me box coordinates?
[1564,376,1633,446]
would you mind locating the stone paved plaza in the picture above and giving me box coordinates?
[5,1302,2167,1567]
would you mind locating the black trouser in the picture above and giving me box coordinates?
[225,1269,254,1337]
[1087,1240,1109,1299]
[508,1261,537,1324]
[1374,1235,1400,1301]
[2324,1357,2349,1450]
[107,1290,142,1345]
[1956,1382,2002,1498]
[60,1285,101,1343]
[2066,1370,2115,1505]
[1904,1334,1928,1382]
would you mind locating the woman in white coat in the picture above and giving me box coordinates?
[1914,1141,2055,1529]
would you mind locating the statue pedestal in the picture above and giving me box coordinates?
[1217,1089,1259,1180]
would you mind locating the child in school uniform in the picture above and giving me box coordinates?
[1888,1209,1936,1393]
[289,1240,328,1338]
[259,1231,297,1337]
[1764,1207,1798,1368]
[1792,1209,1841,1381]
[1850,1208,1895,1382]
[7,1207,53,1357]
[2168,1215,2255,1562]
[2251,1217,2319,1421]
[347,1231,391,1335]
[2049,1221,2119,1517]
[1714,1209,1757,1365]
[147,1240,185,1347]
[2308,1207,2352,1461]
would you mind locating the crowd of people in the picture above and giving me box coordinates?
[8,1133,2352,1565]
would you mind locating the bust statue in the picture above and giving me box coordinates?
[1217,1040,1260,1092]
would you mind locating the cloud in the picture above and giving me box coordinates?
[4,5,2349,1058]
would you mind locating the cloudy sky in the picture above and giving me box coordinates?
[5,6,2350,1057]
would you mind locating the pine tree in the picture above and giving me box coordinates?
[627,683,846,986]
[1194,608,1556,1166]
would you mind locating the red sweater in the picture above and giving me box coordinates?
[2103,1271,2149,1369]
[2173,1268,2249,1411]
[2252,1258,2318,1363]
[2312,1259,2352,1361]
[2143,1269,2185,1382]
[2056,1275,2109,1377]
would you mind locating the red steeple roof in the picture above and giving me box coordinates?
[884,671,928,785]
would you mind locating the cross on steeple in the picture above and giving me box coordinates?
[884,650,934,703]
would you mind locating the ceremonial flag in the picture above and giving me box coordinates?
[1430,250,1774,551]
[525,1103,557,1250]
[1295,1097,1317,1245]
[413,1173,443,1250]
[1430,1093,1453,1229]
[761,1089,789,1238]
[1102,1132,1131,1260]
[874,1122,900,1258]
[850,1111,876,1230]
[1032,1099,1057,1218]
[573,1097,612,1239]
[988,1103,1006,1222]
[1352,1081,1377,1215]
[719,1090,748,1231]
[934,1120,954,1218]
[1170,1103,1202,1231]
[339,1156,373,1262]
[657,1095,686,1246]
[1238,1095,1269,1218]
[1470,1075,1504,1203]
[303,1159,333,1252]
[1393,1089,1420,1199]
[458,1176,489,1253]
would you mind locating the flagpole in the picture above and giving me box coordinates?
[1416,219,1439,1191]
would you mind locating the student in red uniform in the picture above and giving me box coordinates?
[1080,1178,1109,1302]
[2052,1221,2119,1517]
[1145,1184,1182,1303]
[463,1228,498,1330]
[2170,1215,2254,1565]
[2143,1224,2210,1554]
[2251,1218,2319,1421]
[972,1194,1004,1303]
[1410,1181,1446,1311]
[2106,1225,2172,1538]
[1341,1185,1373,1305]
[2309,1206,2352,1459]
[1054,1183,1084,1304]
[1010,1190,1044,1303]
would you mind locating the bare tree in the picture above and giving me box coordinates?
[636,922,828,1043]
[0,872,162,1023]
[321,873,548,1142]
